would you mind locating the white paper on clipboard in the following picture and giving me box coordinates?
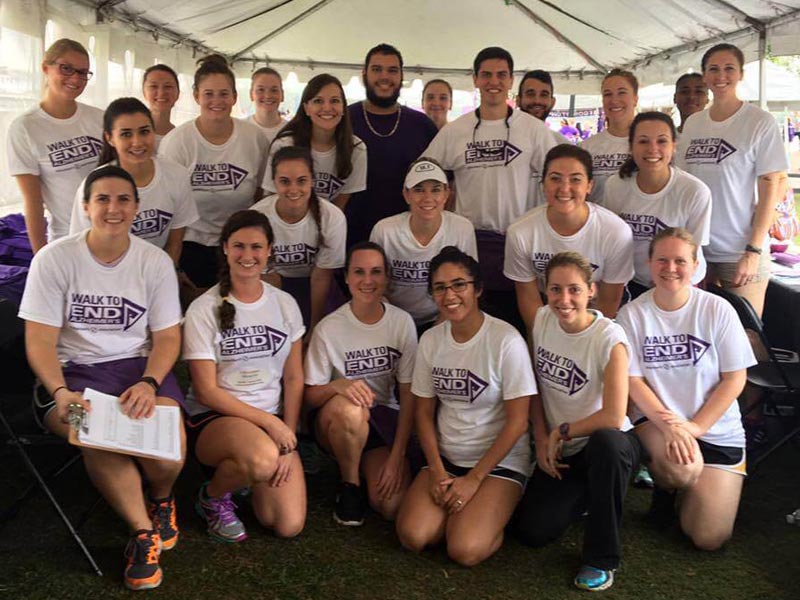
[77,388,182,462]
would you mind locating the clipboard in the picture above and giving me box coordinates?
[67,389,183,463]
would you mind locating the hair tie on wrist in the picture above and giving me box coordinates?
[52,385,68,398]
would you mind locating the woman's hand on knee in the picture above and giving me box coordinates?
[119,381,157,419]
[376,450,405,499]
[443,473,480,514]
[269,453,294,487]
[263,416,297,455]
[664,424,697,465]
[331,378,375,408]
[428,470,452,506]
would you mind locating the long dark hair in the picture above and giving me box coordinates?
[217,210,274,331]
[271,145,324,248]
[275,73,356,180]
[619,111,676,179]
[98,97,154,165]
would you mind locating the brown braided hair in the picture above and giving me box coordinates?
[271,145,324,249]
[217,210,274,331]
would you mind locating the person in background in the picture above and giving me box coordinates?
[265,73,366,209]
[70,97,198,265]
[673,73,708,134]
[160,54,268,294]
[582,69,639,203]
[142,63,180,149]
[305,242,418,526]
[422,79,453,130]
[245,67,287,145]
[425,47,556,333]
[346,43,439,248]
[20,165,185,591]
[7,38,103,251]
[184,209,305,544]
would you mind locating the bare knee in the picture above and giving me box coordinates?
[327,398,368,435]
[685,526,732,551]
[369,493,402,521]
[447,536,495,567]
[272,516,305,539]
[396,520,429,553]
[652,461,701,490]
[242,446,279,483]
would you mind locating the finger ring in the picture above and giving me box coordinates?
[455,499,463,506]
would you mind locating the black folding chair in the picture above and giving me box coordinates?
[706,284,800,471]
[0,299,102,575]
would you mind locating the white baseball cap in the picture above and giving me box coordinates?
[404,159,448,189]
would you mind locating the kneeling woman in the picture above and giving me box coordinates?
[183,210,306,542]
[304,241,418,526]
[514,251,639,593]
[616,228,755,550]
[396,247,535,566]
[20,165,185,591]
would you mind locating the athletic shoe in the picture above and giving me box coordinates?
[574,565,614,592]
[333,481,365,526]
[147,494,179,551]
[647,487,677,530]
[124,529,162,591]
[633,465,655,488]
[298,436,323,475]
[195,483,248,543]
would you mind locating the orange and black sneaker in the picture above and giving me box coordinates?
[124,529,162,591]
[148,494,179,550]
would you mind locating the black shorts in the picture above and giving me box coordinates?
[424,455,528,489]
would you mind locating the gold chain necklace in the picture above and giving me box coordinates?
[362,101,401,138]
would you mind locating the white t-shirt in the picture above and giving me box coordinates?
[532,306,631,456]
[263,135,367,202]
[527,129,571,209]
[159,119,268,246]
[250,193,346,278]
[182,281,305,416]
[581,129,630,204]
[369,212,478,325]
[304,303,417,410]
[411,315,537,475]
[503,203,635,288]
[616,288,756,447]
[424,110,556,233]
[18,232,181,365]
[69,158,199,249]
[244,115,287,147]
[6,102,104,240]
[676,103,789,262]
[603,167,711,286]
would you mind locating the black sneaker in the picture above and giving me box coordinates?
[647,487,677,530]
[333,482,365,526]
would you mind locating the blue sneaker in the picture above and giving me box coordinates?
[633,465,654,488]
[574,565,614,592]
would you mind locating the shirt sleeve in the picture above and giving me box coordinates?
[714,300,757,372]
[69,181,90,235]
[6,117,39,176]
[599,213,635,284]
[315,203,347,269]
[303,324,332,385]
[686,179,712,246]
[18,249,66,327]
[410,334,435,398]
[283,293,306,343]
[422,127,452,169]
[146,252,182,331]
[169,163,200,229]
[499,329,538,400]
[395,311,418,384]
[503,221,536,282]
[339,138,368,195]
[182,298,219,361]
[755,113,790,176]
[615,305,643,377]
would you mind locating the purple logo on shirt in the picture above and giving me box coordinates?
[532,252,599,278]
[683,138,737,164]
[219,325,288,357]
[314,173,345,200]
[592,153,628,174]
[190,164,248,190]
[344,346,401,376]
[643,334,710,365]
[535,347,588,395]
[47,136,102,169]
[68,293,146,331]
[391,259,429,285]
[131,209,172,239]
[465,140,522,166]
[431,367,488,402]
[619,213,669,240]
[273,243,318,267]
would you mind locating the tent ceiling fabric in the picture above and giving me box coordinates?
[100,0,800,92]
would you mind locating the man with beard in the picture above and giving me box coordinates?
[424,47,556,333]
[346,43,439,248]
[673,72,708,133]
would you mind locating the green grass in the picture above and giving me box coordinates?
[2,431,799,600]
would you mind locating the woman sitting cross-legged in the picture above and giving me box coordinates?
[395,246,535,566]
[183,209,306,542]
[304,241,418,526]
[20,165,185,591]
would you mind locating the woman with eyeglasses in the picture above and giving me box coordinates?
[396,246,535,566]
[7,38,103,251]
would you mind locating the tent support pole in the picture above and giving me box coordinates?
[758,28,767,110]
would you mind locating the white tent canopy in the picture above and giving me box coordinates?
[78,0,800,93]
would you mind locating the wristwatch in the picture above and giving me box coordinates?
[558,422,571,442]
[744,244,762,255]
[138,376,160,392]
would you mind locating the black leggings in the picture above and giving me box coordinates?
[514,429,643,570]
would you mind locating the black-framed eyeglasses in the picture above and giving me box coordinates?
[55,63,93,80]
[431,280,475,296]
